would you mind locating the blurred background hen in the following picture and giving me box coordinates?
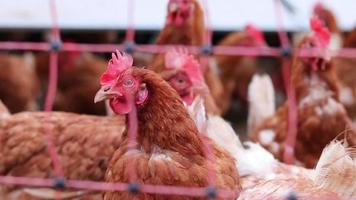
[0,0,355,199]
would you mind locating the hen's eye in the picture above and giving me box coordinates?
[103,86,111,92]
[177,79,184,84]
[124,79,134,87]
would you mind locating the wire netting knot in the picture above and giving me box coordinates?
[286,191,297,200]
[205,186,217,199]
[124,41,136,54]
[50,39,62,52]
[200,44,213,56]
[128,182,140,194]
[281,46,292,58]
[53,177,66,189]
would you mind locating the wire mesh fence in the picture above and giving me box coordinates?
[0,0,354,199]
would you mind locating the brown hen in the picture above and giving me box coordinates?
[0,53,40,113]
[250,17,356,168]
[150,0,223,113]
[214,25,266,113]
[93,51,240,200]
[36,51,107,115]
[0,110,125,199]
[335,28,356,120]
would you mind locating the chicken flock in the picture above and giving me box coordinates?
[0,0,356,200]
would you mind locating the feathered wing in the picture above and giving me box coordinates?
[312,140,356,198]
[22,188,92,200]
[105,141,240,200]
[186,96,278,177]
[0,112,126,200]
[186,97,242,152]
[247,74,275,133]
[238,140,356,200]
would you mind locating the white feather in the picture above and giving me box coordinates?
[313,140,356,198]
[328,33,343,52]
[339,86,355,106]
[0,100,10,120]
[186,96,207,133]
[247,74,275,133]
[186,96,278,177]
[236,142,278,177]
[23,188,90,199]
[105,100,114,116]
[208,57,221,75]
[23,52,36,73]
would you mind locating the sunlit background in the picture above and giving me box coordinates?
[0,0,354,31]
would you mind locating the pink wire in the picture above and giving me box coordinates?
[126,95,138,182]
[125,0,136,42]
[0,40,355,58]
[273,0,291,48]
[281,59,297,164]
[1,0,356,199]
[201,0,213,45]
[195,0,218,186]
[43,52,64,177]
[273,0,298,164]
[0,176,239,198]
[43,1,65,199]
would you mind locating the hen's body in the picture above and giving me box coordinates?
[239,172,341,200]
[0,111,125,199]
[238,139,356,200]
[36,52,107,115]
[0,53,40,113]
[250,46,356,168]
[335,29,356,120]
[104,68,240,200]
[187,96,355,200]
[214,32,259,113]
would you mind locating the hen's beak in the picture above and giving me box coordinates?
[94,87,121,103]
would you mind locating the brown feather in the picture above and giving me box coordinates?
[251,37,356,168]
[0,112,125,198]
[104,68,240,200]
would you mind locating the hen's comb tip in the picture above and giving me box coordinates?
[313,2,324,12]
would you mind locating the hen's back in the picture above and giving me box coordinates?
[0,112,125,180]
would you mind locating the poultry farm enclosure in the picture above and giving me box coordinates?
[0,0,356,199]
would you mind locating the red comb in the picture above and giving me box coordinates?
[61,40,81,71]
[310,16,330,48]
[245,24,266,45]
[313,2,324,14]
[165,48,204,84]
[100,50,133,85]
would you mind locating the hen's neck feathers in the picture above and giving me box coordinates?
[129,68,205,156]
[318,10,341,34]
[292,55,340,103]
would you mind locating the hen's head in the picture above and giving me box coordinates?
[244,24,266,46]
[313,3,339,33]
[59,40,81,71]
[94,50,148,115]
[167,0,195,26]
[161,48,204,105]
[299,16,331,71]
